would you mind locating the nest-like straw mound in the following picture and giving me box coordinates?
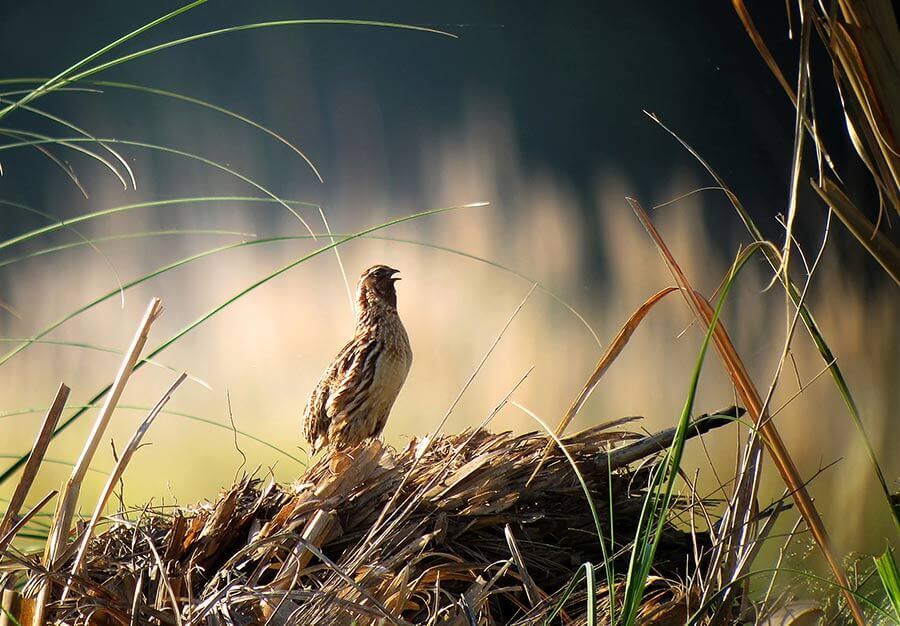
[24,419,731,625]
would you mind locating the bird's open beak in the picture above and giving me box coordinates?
[388,268,401,281]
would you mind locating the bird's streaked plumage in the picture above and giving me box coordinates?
[302,265,412,454]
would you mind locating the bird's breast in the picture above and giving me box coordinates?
[372,318,412,397]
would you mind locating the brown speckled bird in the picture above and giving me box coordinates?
[302,265,413,454]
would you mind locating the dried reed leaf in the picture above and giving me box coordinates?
[10,416,737,625]
[0,383,68,544]
[529,286,679,483]
[36,297,162,626]
[64,372,187,598]
[627,196,866,625]
[813,176,900,284]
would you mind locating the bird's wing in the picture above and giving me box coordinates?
[301,379,330,453]
[301,336,356,452]
[327,334,381,425]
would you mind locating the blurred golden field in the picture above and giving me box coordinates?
[1,103,896,572]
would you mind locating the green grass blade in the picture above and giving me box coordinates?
[543,563,587,624]
[0,0,208,120]
[513,403,616,618]
[0,78,323,182]
[0,196,131,306]
[648,113,900,535]
[63,20,455,89]
[0,95,134,188]
[585,560,597,626]
[620,243,766,625]
[875,549,900,621]
[0,223,597,366]
[0,338,211,389]
[0,21,453,123]
[0,405,302,465]
[0,137,316,234]
[0,456,105,475]
[0,87,104,97]
[0,196,314,251]
[0,239,253,366]
[0,228,254,269]
[0,203,484,486]
[0,127,127,189]
[0,224,598,346]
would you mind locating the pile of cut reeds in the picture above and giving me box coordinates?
[1,407,738,625]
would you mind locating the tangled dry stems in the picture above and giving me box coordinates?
[2,413,740,625]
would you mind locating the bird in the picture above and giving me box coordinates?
[302,264,413,454]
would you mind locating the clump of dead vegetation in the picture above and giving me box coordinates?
[2,401,739,625]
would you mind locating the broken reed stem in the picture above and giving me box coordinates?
[0,382,69,542]
[627,197,867,626]
[603,407,742,470]
[35,297,162,626]
[62,371,187,603]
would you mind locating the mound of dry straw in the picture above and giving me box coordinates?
[3,410,737,625]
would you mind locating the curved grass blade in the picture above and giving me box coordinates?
[0,129,89,198]
[0,137,315,235]
[0,127,127,190]
[0,237,287,366]
[91,79,322,182]
[0,0,208,120]
[0,96,134,188]
[0,405,302,465]
[646,111,900,535]
[0,87,104,98]
[0,196,314,251]
[0,228,255,269]
[0,338,210,389]
[64,20,455,88]
[379,237,601,347]
[0,457,105,476]
[0,203,485,485]
[0,224,597,369]
[0,198,128,307]
[512,402,616,622]
[1,19,453,123]
[0,215,598,347]
[0,78,322,183]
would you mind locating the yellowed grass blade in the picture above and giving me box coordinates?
[62,372,187,602]
[35,297,162,626]
[0,383,68,540]
[829,15,900,208]
[735,0,900,281]
[627,196,866,626]
[528,286,678,484]
[813,176,900,284]
[731,0,795,101]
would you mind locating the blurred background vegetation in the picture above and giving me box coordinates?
[0,0,896,589]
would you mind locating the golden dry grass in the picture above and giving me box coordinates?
[3,414,740,625]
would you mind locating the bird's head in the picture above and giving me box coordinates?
[357,264,401,312]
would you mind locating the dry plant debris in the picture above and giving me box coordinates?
[1,411,739,625]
